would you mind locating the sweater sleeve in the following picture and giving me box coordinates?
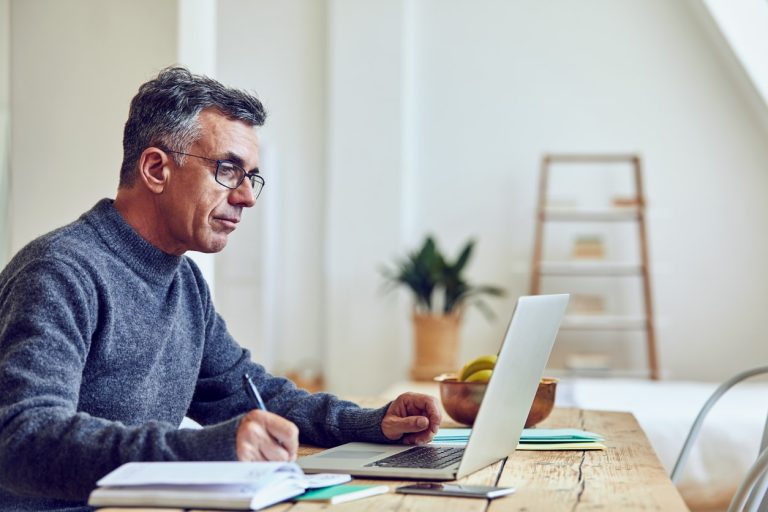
[189,333,391,447]
[187,267,391,448]
[0,259,242,503]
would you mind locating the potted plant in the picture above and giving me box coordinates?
[381,236,505,380]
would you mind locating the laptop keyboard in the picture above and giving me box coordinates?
[365,446,465,469]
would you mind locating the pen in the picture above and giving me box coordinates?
[243,373,267,411]
[243,373,290,453]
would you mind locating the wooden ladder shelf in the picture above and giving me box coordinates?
[530,153,659,380]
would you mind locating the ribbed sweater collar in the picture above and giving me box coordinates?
[83,198,183,285]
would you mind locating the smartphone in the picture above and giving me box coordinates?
[396,483,515,499]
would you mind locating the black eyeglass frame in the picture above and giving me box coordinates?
[163,149,265,198]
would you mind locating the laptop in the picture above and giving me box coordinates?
[298,293,569,480]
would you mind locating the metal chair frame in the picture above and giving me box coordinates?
[670,366,768,512]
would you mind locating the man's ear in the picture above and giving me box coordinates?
[138,147,170,194]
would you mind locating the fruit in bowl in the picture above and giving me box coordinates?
[458,354,497,382]
[435,354,557,427]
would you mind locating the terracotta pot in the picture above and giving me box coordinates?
[410,312,461,381]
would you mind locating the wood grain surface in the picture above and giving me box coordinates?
[102,407,689,512]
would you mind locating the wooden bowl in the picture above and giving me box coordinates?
[436,375,558,427]
[526,377,558,427]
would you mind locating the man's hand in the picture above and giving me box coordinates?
[381,392,442,445]
[236,410,299,461]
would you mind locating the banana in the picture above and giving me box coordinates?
[458,354,497,381]
[464,368,493,383]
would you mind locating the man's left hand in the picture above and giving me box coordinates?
[381,392,442,445]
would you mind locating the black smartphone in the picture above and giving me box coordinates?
[396,483,515,499]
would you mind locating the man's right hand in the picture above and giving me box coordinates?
[235,410,299,462]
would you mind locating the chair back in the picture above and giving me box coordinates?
[671,366,768,512]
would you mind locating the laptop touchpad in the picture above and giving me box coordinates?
[317,450,387,459]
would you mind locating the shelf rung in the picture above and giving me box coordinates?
[542,207,639,222]
[561,315,646,330]
[544,153,638,163]
[539,261,643,276]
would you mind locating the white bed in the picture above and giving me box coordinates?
[556,377,767,511]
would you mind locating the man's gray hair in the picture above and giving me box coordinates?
[119,66,266,187]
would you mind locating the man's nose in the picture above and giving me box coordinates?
[230,179,256,208]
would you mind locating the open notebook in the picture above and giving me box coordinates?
[88,461,350,510]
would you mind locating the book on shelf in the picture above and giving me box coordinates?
[565,352,611,372]
[87,461,351,510]
[571,234,605,259]
[569,293,605,314]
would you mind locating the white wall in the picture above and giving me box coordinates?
[215,0,768,394]
[178,0,218,296]
[0,0,10,266]
[406,0,768,381]
[425,0,768,382]
[323,0,414,393]
[9,0,178,254]
[215,0,330,375]
[5,1,767,396]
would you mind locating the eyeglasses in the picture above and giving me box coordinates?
[164,150,265,199]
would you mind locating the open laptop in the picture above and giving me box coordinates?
[298,293,569,480]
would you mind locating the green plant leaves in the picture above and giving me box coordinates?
[380,236,505,319]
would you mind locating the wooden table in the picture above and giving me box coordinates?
[100,407,689,512]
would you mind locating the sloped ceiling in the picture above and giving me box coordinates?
[701,0,768,115]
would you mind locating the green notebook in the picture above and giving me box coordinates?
[295,484,389,504]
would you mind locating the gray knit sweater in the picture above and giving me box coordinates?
[0,199,390,511]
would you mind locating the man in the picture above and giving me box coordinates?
[0,67,441,511]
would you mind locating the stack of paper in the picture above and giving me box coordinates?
[516,428,606,450]
[432,428,606,451]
